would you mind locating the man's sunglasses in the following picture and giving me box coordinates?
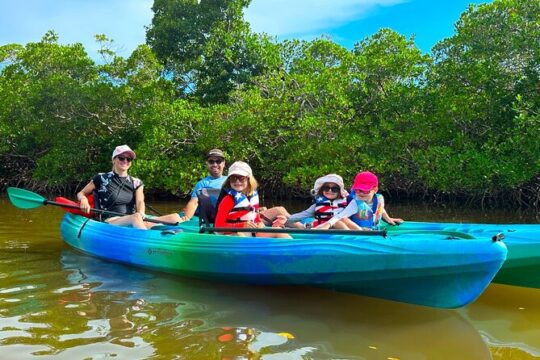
[321,186,340,193]
[116,156,133,162]
[207,159,223,165]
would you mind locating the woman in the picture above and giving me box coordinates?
[214,161,291,239]
[77,145,181,229]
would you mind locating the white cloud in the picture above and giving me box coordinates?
[245,0,406,36]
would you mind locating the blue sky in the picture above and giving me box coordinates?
[0,0,491,59]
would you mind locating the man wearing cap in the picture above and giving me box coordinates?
[181,149,228,221]
[181,149,296,225]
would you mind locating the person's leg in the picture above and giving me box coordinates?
[146,213,182,228]
[106,213,147,229]
[260,206,306,229]
[340,218,362,230]
[255,232,292,239]
[331,221,349,230]
[259,206,289,225]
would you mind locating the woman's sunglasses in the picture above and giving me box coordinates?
[116,156,133,162]
[230,175,248,182]
[321,186,340,193]
[207,159,223,165]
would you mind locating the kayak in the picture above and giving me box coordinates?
[382,221,540,288]
[60,213,506,309]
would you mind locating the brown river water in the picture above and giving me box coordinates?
[1,195,539,359]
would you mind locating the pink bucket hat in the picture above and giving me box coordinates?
[351,171,378,191]
[112,145,136,160]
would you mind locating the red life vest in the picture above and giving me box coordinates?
[225,190,260,224]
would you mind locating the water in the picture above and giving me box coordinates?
[1,196,539,359]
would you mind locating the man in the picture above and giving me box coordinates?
[181,149,227,221]
[182,149,298,227]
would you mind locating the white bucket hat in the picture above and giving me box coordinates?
[112,145,136,160]
[227,161,253,177]
[311,174,346,197]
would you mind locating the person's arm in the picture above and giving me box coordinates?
[77,181,96,214]
[324,201,358,228]
[134,186,145,217]
[182,197,199,221]
[183,180,204,220]
[285,205,316,226]
[382,209,404,225]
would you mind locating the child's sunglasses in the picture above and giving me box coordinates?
[321,186,340,193]
[354,188,373,195]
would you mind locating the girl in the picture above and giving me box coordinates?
[77,145,181,229]
[214,161,291,238]
[286,174,361,230]
[321,171,403,230]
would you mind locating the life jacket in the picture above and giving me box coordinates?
[93,171,142,221]
[224,189,260,224]
[313,195,348,227]
[350,193,384,229]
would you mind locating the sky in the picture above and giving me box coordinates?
[0,0,492,59]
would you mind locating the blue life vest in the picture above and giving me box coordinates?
[350,193,384,229]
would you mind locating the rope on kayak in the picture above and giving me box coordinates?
[77,218,91,239]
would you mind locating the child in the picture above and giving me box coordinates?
[286,174,361,230]
[320,171,403,230]
[214,161,291,238]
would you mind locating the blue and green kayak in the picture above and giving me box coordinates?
[60,213,506,309]
[382,221,540,288]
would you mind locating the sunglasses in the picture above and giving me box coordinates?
[116,156,133,162]
[321,186,340,193]
[355,188,373,195]
[207,159,223,165]
[230,175,248,182]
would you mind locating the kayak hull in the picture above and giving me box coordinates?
[384,221,540,287]
[60,213,507,309]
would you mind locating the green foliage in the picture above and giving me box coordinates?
[146,0,280,104]
[1,0,539,208]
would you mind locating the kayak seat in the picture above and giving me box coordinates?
[197,188,223,228]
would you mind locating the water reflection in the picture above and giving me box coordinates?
[51,250,491,359]
[2,196,540,359]
[462,284,540,359]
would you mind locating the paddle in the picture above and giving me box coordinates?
[200,226,388,236]
[198,226,479,239]
[7,187,178,226]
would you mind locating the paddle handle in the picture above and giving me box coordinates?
[46,200,178,226]
[200,226,387,237]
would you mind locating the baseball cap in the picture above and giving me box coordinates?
[112,145,136,160]
[228,161,252,177]
[351,171,378,191]
[206,148,225,159]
